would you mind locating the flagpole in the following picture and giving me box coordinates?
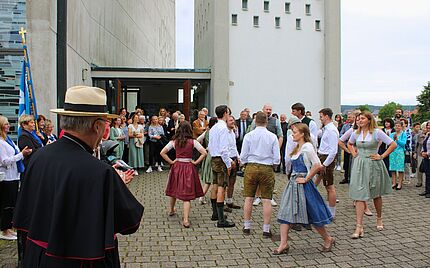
[19,27,39,132]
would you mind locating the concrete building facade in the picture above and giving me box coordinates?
[29,0,175,117]
[0,0,175,136]
[194,0,340,116]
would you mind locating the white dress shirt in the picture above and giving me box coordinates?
[317,122,339,167]
[227,130,240,159]
[240,126,280,166]
[208,119,232,168]
[0,139,23,181]
[304,118,319,139]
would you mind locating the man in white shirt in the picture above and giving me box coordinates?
[291,102,318,139]
[208,105,236,228]
[249,104,282,207]
[241,112,280,238]
[315,108,339,217]
[225,115,241,211]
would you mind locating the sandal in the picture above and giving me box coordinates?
[168,208,177,216]
[351,224,364,239]
[182,220,190,228]
[376,217,384,231]
[272,245,290,255]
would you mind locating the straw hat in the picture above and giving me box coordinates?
[51,86,117,118]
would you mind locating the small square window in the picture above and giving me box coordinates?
[275,17,281,28]
[242,0,248,10]
[285,2,291,13]
[296,18,301,30]
[315,20,321,31]
[253,16,259,27]
[305,4,311,15]
[232,14,238,25]
[264,1,270,12]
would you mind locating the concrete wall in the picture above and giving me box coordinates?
[194,0,229,114]
[27,0,176,119]
[195,0,340,118]
[324,0,341,113]
[228,0,325,116]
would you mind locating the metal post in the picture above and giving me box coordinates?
[57,0,67,108]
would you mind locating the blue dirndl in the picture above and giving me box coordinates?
[277,154,333,227]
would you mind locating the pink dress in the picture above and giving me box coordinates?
[165,139,204,201]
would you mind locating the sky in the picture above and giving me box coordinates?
[175,0,430,106]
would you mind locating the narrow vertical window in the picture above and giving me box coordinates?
[296,18,301,30]
[285,2,291,13]
[253,16,259,27]
[242,0,248,10]
[315,20,321,31]
[305,4,311,15]
[275,17,281,28]
[264,1,270,12]
[232,14,238,25]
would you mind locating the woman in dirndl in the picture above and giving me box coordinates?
[160,121,207,228]
[275,123,335,255]
[347,111,396,239]
[197,117,218,204]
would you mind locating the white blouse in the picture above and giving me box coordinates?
[348,129,393,145]
[339,128,354,143]
[287,142,321,173]
[0,139,23,181]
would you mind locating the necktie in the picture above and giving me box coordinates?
[241,121,245,140]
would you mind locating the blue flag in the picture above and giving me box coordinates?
[18,60,30,136]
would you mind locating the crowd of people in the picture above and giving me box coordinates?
[0,85,429,266]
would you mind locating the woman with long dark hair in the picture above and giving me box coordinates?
[160,121,207,228]
[379,118,395,175]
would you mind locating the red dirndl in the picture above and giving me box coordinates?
[165,139,204,201]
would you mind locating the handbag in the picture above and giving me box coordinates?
[135,137,144,148]
[419,160,426,173]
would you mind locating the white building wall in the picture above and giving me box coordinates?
[27,0,176,119]
[228,0,325,117]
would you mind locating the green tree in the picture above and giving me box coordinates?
[415,82,430,122]
[357,104,371,112]
[378,102,402,121]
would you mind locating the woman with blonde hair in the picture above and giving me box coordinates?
[0,116,32,240]
[275,123,334,254]
[347,111,396,238]
[389,121,407,190]
[128,114,145,169]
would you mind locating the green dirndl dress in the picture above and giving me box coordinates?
[349,132,392,201]
[200,131,213,184]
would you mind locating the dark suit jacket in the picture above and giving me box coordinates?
[167,119,178,140]
[18,130,43,167]
[235,119,251,153]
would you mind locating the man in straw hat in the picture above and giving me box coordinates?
[13,86,144,267]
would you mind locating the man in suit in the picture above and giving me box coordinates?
[167,112,179,140]
[235,110,251,154]
[279,114,288,173]
[192,111,209,139]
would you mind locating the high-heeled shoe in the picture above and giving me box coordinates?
[392,184,398,189]
[272,245,290,255]
[182,220,190,228]
[376,217,384,231]
[321,238,336,252]
[351,224,364,239]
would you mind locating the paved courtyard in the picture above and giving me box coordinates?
[1,169,430,267]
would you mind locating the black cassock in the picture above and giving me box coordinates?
[13,134,144,267]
